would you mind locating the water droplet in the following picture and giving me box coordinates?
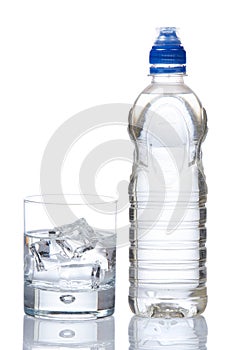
[60,294,75,304]
[59,329,75,338]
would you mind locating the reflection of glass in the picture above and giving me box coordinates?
[24,194,117,319]
[23,314,115,350]
[129,316,207,349]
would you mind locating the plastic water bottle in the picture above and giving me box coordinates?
[128,27,207,317]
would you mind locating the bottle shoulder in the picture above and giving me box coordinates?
[129,81,207,144]
[140,82,201,102]
[132,82,203,116]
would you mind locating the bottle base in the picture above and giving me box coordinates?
[128,295,207,318]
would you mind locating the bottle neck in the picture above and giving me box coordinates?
[151,74,185,84]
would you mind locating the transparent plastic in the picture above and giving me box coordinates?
[128,75,207,317]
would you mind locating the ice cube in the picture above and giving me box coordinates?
[80,247,108,270]
[55,218,98,259]
[49,239,65,256]
[73,245,93,258]
[91,263,101,289]
[37,240,50,257]
[30,238,66,272]
[56,218,97,244]
[55,239,74,259]
[54,237,93,259]
[30,243,46,271]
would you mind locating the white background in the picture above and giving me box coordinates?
[0,0,232,348]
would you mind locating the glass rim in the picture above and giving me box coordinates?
[24,193,118,206]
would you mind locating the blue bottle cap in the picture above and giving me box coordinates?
[149,27,186,74]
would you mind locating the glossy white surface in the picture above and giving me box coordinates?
[0,0,232,348]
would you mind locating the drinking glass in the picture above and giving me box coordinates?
[24,194,117,319]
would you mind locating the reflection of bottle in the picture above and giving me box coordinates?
[129,316,207,350]
[23,315,115,350]
[128,27,208,317]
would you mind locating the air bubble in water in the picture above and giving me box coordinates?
[60,295,75,304]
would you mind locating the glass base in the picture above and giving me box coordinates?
[24,284,115,319]
[25,307,114,320]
